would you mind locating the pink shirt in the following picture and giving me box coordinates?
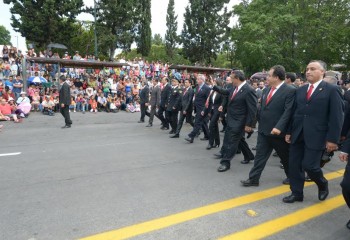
[0,104,12,115]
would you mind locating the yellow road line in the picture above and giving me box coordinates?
[219,195,345,240]
[80,170,344,240]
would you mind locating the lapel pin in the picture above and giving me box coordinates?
[319,88,323,91]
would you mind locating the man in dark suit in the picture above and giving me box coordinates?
[212,70,257,172]
[146,79,161,127]
[185,74,211,143]
[283,60,344,203]
[138,80,149,123]
[171,79,194,138]
[241,65,295,187]
[167,78,182,134]
[157,77,172,130]
[59,75,72,128]
[339,118,350,230]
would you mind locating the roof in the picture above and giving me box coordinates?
[169,64,231,73]
[26,57,130,68]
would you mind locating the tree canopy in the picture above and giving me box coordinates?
[181,0,231,65]
[0,25,12,45]
[165,0,178,59]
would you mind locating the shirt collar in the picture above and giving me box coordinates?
[308,79,323,89]
[274,81,284,90]
[236,81,246,91]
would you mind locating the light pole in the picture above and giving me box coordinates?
[94,0,98,58]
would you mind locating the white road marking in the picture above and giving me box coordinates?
[0,152,22,157]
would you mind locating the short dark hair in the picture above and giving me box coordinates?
[271,65,286,80]
[309,60,327,71]
[286,72,296,82]
[232,70,245,82]
[59,75,66,81]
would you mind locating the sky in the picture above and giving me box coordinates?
[0,0,240,52]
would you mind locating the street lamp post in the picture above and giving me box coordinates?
[94,0,98,58]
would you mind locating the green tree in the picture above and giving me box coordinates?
[136,0,152,56]
[181,0,231,65]
[152,34,164,46]
[95,0,140,58]
[231,0,350,75]
[4,0,83,49]
[0,25,12,45]
[165,0,178,59]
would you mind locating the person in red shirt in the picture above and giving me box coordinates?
[0,98,19,122]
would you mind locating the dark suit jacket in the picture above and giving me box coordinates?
[160,83,172,108]
[289,81,344,150]
[194,84,211,112]
[166,86,182,111]
[59,82,71,105]
[181,87,194,112]
[258,83,296,137]
[150,85,161,107]
[214,83,257,132]
[139,85,149,104]
[205,90,223,115]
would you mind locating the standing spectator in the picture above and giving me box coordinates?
[12,75,23,100]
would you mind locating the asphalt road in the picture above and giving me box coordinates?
[0,111,348,240]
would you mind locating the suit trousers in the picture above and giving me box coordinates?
[239,137,255,161]
[289,135,327,197]
[220,126,244,166]
[60,106,72,126]
[157,106,169,128]
[140,103,147,121]
[249,133,289,181]
[188,111,206,139]
[147,105,156,124]
[341,160,350,208]
[176,112,194,135]
[209,110,221,146]
[168,110,179,131]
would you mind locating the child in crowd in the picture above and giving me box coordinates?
[69,96,76,112]
[76,93,86,113]
[53,96,60,112]
[31,91,41,111]
[90,98,97,113]
[126,102,136,113]
[134,100,141,112]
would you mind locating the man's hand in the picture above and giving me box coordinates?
[245,126,252,133]
[61,103,65,108]
[183,111,186,115]
[326,141,338,152]
[339,152,348,162]
[218,106,223,112]
[285,134,291,143]
[271,128,281,135]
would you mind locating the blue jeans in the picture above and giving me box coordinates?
[76,102,85,112]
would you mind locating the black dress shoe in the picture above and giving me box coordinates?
[346,219,350,230]
[162,127,169,130]
[213,153,223,159]
[236,150,242,154]
[318,182,329,201]
[170,134,179,138]
[61,125,71,129]
[146,124,152,127]
[241,179,259,187]
[282,178,290,185]
[283,194,303,203]
[184,137,193,143]
[217,164,230,172]
[138,120,144,123]
[169,130,175,134]
[206,144,213,150]
[240,158,253,164]
[200,137,209,141]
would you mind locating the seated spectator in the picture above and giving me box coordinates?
[97,92,107,112]
[126,102,136,113]
[90,98,97,113]
[53,96,60,112]
[134,100,141,112]
[16,92,30,104]
[8,98,26,118]
[41,95,55,116]
[31,91,41,111]
[0,98,20,122]
[2,86,15,101]
[69,96,76,112]
[76,93,86,113]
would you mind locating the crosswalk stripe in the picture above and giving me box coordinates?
[219,195,345,240]
[80,169,344,240]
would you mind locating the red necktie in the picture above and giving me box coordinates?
[230,87,238,100]
[266,87,276,104]
[306,84,314,101]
